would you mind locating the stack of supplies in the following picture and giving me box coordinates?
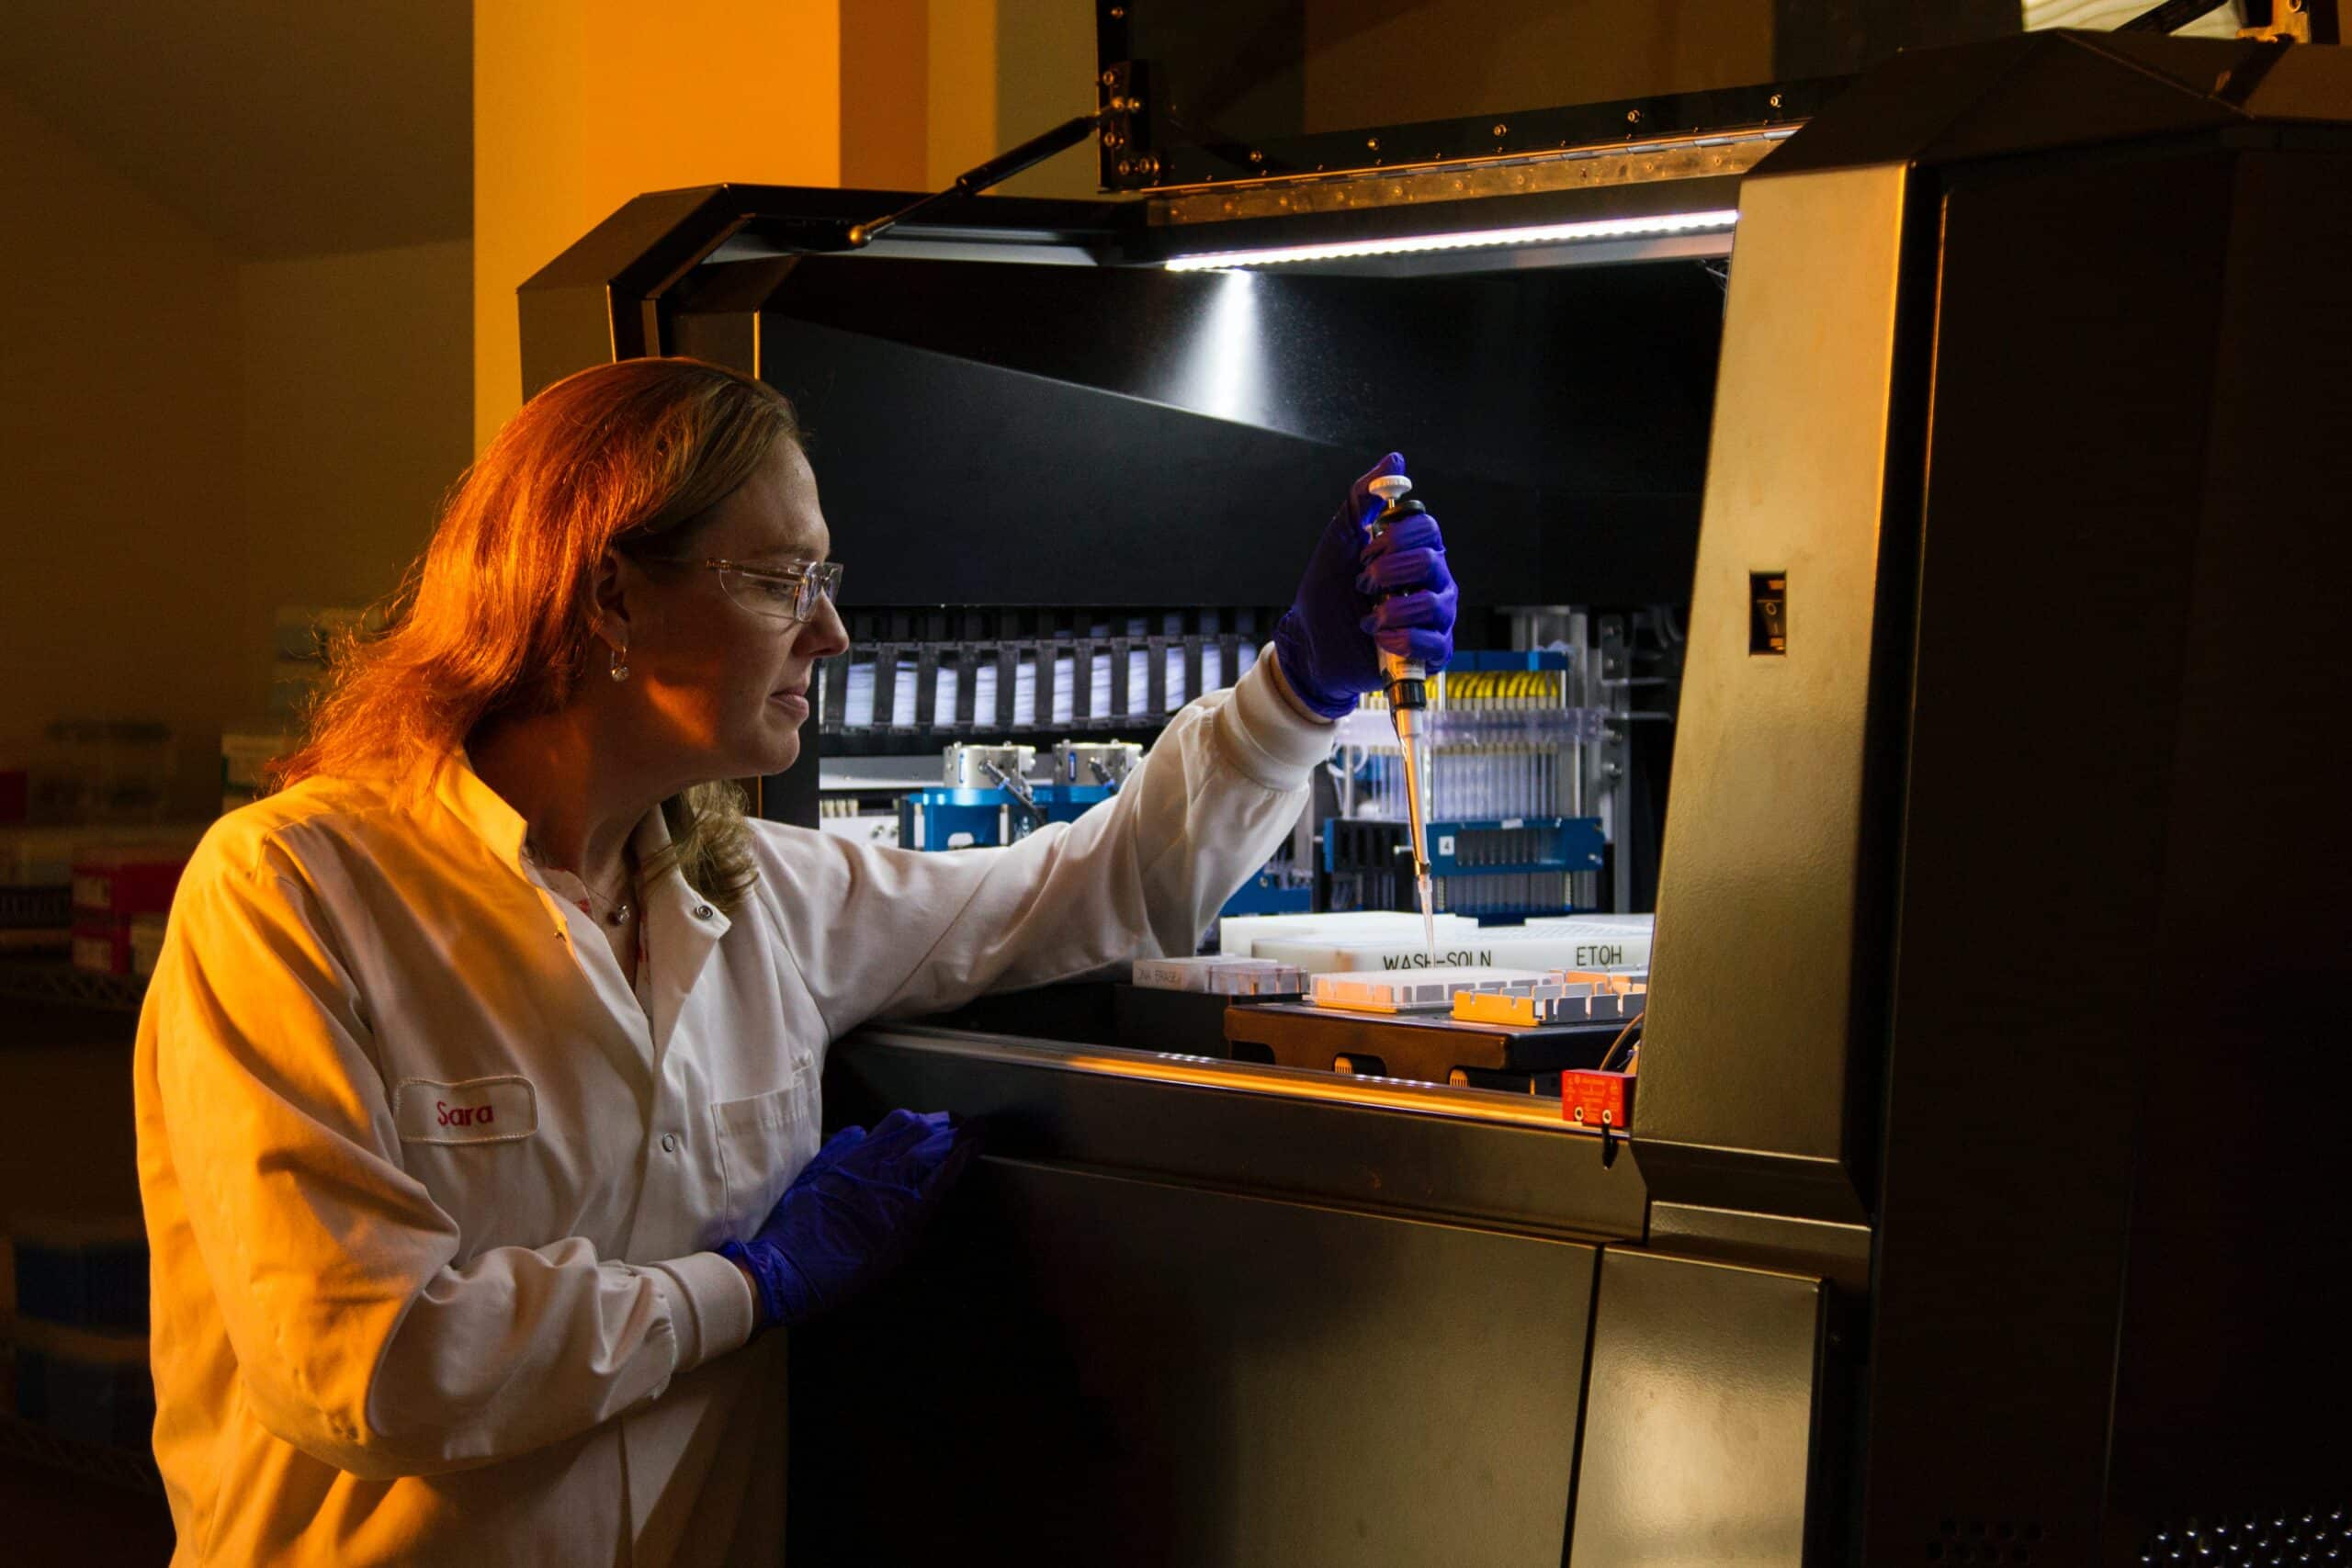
[220,730,292,817]
[1131,954,1307,996]
[2,824,197,959]
[1512,913,1655,971]
[6,1215,153,1449]
[71,841,196,975]
[1307,964,1564,1015]
[1254,917,1650,976]
[0,738,26,824]
[1453,971,1647,1026]
[1217,909,1484,963]
[0,827,82,955]
[32,719,174,824]
[267,606,370,728]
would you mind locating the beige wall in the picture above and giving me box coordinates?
[0,85,248,811]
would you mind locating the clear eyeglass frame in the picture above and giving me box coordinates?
[650,557,844,623]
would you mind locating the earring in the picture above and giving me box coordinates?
[608,640,630,682]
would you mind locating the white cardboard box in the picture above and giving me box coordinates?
[1254,914,1654,976]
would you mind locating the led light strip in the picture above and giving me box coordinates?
[1161,208,1741,271]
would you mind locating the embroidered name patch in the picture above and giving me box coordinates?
[392,1076,537,1145]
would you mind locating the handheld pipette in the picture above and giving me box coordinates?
[1364,470,1437,962]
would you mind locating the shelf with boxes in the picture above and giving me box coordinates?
[1,1217,157,1495]
[0,610,334,979]
[0,825,198,995]
[3,721,175,825]
[0,1406,164,1498]
[0,960,148,1015]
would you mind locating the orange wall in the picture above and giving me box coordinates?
[471,0,845,453]
[843,0,929,191]
[925,0,998,189]
[471,1,1110,449]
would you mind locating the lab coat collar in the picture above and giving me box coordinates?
[629,805,734,943]
[430,748,534,874]
[628,801,731,1055]
[425,746,734,951]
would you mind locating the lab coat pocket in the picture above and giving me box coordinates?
[709,1061,819,1234]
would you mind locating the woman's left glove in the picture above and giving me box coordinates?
[719,1107,980,1327]
[1271,451,1459,719]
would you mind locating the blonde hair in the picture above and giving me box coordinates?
[275,356,804,911]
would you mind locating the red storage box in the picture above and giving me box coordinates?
[70,846,188,919]
[71,916,134,976]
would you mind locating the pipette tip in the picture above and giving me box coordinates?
[1418,874,1436,963]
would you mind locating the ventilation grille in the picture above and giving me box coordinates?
[2141,1508,2350,1565]
[1926,1517,2043,1562]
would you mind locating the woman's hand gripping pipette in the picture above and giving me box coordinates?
[1363,468,1441,958]
[1271,453,1459,958]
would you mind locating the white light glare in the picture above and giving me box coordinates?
[1162,209,1741,271]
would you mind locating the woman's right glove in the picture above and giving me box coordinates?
[718,1107,979,1328]
[1270,452,1458,719]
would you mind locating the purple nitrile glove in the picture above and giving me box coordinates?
[1271,452,1459,719]
[719,1107,980,1328]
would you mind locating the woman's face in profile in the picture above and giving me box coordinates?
[623,439,850,781]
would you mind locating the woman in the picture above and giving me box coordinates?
[133,356,1455,1565]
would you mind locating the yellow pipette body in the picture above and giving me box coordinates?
[1364,472,1436,963]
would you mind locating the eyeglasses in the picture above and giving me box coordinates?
[644,557,844,623]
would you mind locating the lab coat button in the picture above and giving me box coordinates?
[661,1133,679,1153]
[694,904,714,920]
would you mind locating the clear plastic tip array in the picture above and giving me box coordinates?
[1131,954,1307,996]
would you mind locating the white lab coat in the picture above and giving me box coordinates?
[133,652,1332,1566]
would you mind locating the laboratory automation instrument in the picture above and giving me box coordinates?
[1330,653,1612,919]
[516,25,2352,1562]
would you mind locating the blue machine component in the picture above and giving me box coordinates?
[1320,814,1606,921]
[1422,818,1605,876]
[1322,817,1604,876]
[1218,869,1313,918]
[1444,649,1573,672]
[904,771,1305,921]
[898,784,1117,851]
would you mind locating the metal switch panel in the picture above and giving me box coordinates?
[1749,572,1787,655]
